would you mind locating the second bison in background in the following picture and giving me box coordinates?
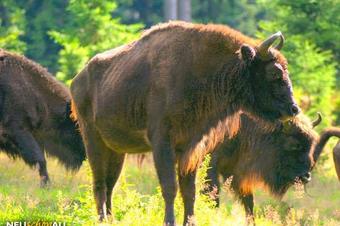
[206,113,340,223]
[0,49,86,186]
[71,21,300,225]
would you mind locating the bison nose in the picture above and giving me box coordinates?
[299,172,311,184]
[290,104,300,116]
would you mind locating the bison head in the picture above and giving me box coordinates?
[268,115,318,196]
[258,113,340,197]
[239,32,300,122]
[235,114,320,197]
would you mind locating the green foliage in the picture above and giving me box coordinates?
[113,0,163,27]
[1,155,339,225]
[285,40,336,126]
[257,0,338,128]
[49,0,142,85]
[0,0,26,53]
[114,0,266,36]
[192,0,266,36]
[14,0,68,73]
[258,0,340,62]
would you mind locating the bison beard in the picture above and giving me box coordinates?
[0,49,86,186]
[206,113,340,224]
[70,21,299,225]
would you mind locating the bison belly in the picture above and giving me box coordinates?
[72,46,152,154]
[94,118,151,154]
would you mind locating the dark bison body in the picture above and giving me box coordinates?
[0,49,85,186]
[206,113,340,223]
[70,21,299,225]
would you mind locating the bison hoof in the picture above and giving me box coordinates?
[98,214,107,222]
[40,176,50,188]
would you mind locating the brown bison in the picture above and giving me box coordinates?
[206,113,340,224]
[0,49,85,186]
[70,21,299,225]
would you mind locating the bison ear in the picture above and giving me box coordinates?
[240,44,256,64]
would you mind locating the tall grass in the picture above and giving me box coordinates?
[0,153,339,225]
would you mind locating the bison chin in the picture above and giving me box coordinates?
[270,171,312,198]
[269,180,291,198]
[263,103,300,123]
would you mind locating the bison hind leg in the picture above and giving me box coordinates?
[178,168,197,226]
[105,152,126,216]
[78,119,125,222]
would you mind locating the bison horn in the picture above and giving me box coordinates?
[257,31,285,58]
[312,112,322,128]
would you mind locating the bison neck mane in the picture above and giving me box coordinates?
[176,55,254,175]
[38,102,86,170]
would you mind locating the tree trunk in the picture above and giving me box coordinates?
[164,0,177,21]
[178,0,191,22]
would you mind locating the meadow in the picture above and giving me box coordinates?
[0,1,339,226]
[0,151,339,226]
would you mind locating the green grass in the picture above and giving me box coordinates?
[0,153,339,226]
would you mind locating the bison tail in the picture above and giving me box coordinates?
[136,154,146,167]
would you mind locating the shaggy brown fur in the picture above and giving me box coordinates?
[0,49,85,186]
[206,113,340,223]
[70,21,299,224]
[0,49,70,100]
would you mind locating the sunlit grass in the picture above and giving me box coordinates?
[0,153,339,225]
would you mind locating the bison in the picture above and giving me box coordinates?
[206,113,340,224]
[0,49,86,186]
[70,21,300,225]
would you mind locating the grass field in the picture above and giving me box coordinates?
[0,152,339,226]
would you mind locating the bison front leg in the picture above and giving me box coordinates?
[10,129,49,187]
[178,170,197,226]
[239,193,255,225]
[151,133,177,226]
